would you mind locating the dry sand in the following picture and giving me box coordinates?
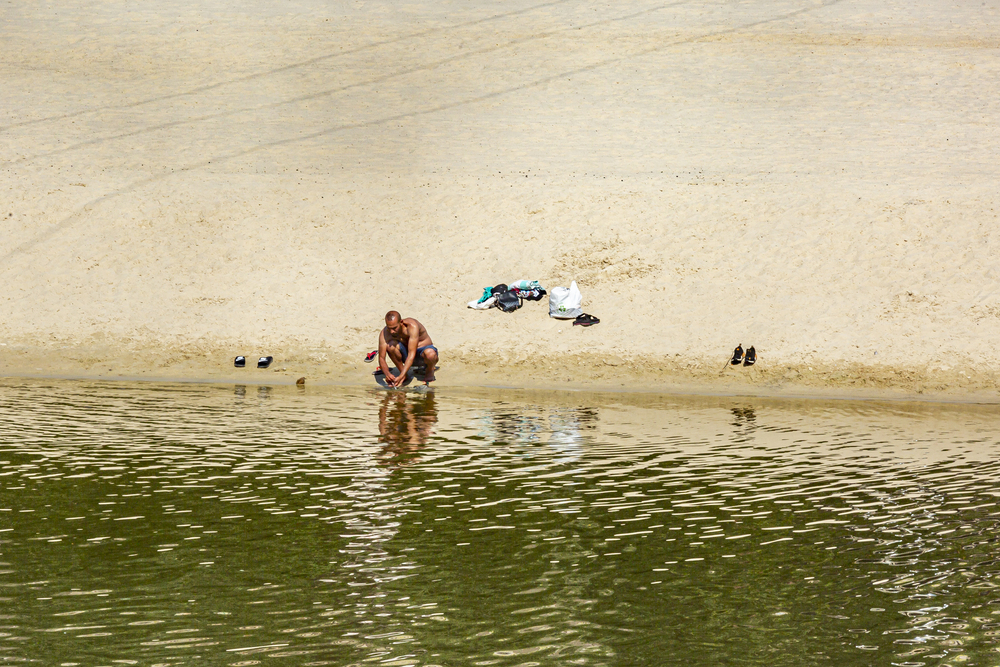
[1,0,999,400]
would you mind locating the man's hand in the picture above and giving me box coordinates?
[389,371,406,387]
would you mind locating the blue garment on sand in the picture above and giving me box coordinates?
[476,287,494,304]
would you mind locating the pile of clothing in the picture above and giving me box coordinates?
[468,280,546,312]
[467,279,601,326]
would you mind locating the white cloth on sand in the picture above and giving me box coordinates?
[468,295,497,310]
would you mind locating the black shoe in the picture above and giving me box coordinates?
[257,356,273,369]
[730,345,744,365]
[234,356,246,368]
[743,346,756,366]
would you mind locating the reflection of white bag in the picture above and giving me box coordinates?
[549,281,583,319]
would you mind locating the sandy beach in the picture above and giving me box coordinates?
[1,0,999,399]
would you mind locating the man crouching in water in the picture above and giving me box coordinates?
[378,311,438,387]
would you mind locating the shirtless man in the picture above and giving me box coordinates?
[378,311,438,387]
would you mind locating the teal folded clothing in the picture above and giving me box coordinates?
[476,286,494,304]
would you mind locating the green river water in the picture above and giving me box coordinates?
[0,379,999,666]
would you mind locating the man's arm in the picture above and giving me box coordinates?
[377,329,398,384]
[392,322,420,385]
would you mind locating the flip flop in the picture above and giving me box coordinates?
[573,314,600,326]
[234,356,246,368]
[743,346,756,366]
[364,350,377,363]
[730,345,743,365]
[257,356,273,369]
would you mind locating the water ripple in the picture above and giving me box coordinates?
[1,381,1000,664]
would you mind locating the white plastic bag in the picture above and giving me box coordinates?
[549,281,583,319]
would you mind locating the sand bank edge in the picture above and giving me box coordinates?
[1,342,997,405]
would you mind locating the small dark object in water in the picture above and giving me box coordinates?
[296,377,306,385]
[743,346,756,366]
[730,345,744,365]
[257,356,273,369]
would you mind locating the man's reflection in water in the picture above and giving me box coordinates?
[377,391,438,466]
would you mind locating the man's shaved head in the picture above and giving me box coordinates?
[385,311,401,325]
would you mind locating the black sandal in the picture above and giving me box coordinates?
[743,346,756,366]
[730,344,743,365]
[573,314,600,326]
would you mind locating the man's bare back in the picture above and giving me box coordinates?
[377,311,438,387]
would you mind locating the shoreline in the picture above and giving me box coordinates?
[2,342,997,405]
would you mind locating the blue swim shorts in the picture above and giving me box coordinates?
[395,343,438,364]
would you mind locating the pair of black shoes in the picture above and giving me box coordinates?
[730,345,756,367]
[235,356,273,369]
